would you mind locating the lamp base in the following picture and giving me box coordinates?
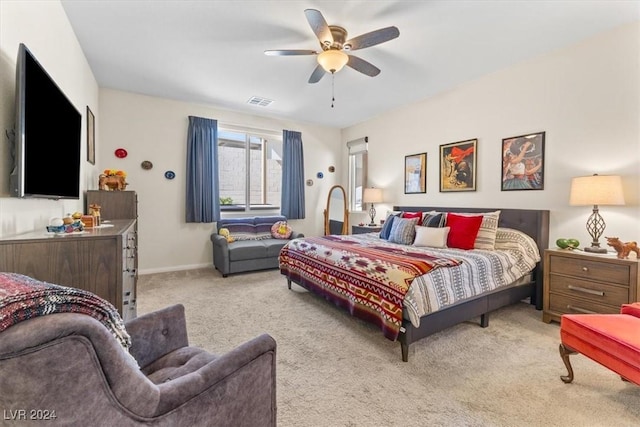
[584,246,607,254]
[368,223,377,227]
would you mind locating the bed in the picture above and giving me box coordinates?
[279,206,549,361]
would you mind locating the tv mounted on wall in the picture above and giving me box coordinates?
[10,43,82,199]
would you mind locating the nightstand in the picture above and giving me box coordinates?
[352,225,382,234]
[542,248,640,324]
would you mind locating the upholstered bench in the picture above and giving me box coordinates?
[559,303,640,385]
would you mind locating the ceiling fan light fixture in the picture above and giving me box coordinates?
[317,49,348,73]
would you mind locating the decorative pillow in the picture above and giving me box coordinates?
[271,221,292,239]
[453,210,501,250]
[421,212,445,228]
[379,214,397,240]
[218,227,234,243]
[388,217,419,245]
[413,226,450,248]
[475,210,501,250]
[256,217,285,240]
[445,213,483,250]
[401,211,423,223]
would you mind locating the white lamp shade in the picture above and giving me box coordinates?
[317,50,349,73]
[362,187,383,204]
[569,175,625,206]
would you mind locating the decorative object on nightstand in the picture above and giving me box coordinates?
[362,187,383,226]
[555,238,580,250]
[605,237,640,259]
[569,174,625,253]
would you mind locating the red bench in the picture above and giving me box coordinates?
[559,303,640,385]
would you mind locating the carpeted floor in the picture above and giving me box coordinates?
[137,268,640,427]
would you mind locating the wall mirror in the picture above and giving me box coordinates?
[324,185,349,235]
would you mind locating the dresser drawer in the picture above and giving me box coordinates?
[549,293,620,316]
[547,275,629,307]
[548,256,631,286]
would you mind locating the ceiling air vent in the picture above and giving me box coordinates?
[247,96,274,107]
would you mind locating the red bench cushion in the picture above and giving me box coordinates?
[621,302,640,318]
[561,313,640,384]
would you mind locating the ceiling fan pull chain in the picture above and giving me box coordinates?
[331,72,336,108]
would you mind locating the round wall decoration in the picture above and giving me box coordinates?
[306,179,313,186]
[328,166,335,173]
[114,148,128,158]
[164,170,176,180]
[141,160,153,170]
[316,172,324,179]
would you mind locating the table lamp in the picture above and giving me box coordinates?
[569,174,625,253]
[362,187,383,226]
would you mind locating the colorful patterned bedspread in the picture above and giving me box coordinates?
[279,235,461,340]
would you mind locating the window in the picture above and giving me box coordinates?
[347,137,368,212]
[218,126,282,212]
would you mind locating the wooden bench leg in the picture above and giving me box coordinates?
[559,343,577,383]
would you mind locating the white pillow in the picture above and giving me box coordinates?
[413,226,450,248]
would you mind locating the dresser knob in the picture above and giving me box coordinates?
[582,267,588,271]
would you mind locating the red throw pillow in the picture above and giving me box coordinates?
[446,213,483,250]
[401,211,423,223]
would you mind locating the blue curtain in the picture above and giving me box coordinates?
[281,130,305,219]
[185,116,220,223]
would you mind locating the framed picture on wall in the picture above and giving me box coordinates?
[439,139,477,192]
[404,153,427,194]
[501,131,545,191]
[86,106,95,165]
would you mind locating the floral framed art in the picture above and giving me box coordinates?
[501,131,545,191]
[404,153,427,194]
[439,138,477,192]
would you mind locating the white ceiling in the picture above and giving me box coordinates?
[61,0,639,129]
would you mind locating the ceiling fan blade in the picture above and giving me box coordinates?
[346,55,381,77]
[264,49,317,56]
[344,26,400,51]
[304,9,333,46]
[308,64,326,84]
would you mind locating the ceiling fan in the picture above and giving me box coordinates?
[264,9,400,84]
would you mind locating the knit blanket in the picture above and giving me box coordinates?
[279,235,461,340]
[0,272,131,350]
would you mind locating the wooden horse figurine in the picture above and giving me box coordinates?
[605,237,640,259]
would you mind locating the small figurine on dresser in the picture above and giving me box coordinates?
[89,204,102,227]
[99,169,128,191]
[605,236,640,259]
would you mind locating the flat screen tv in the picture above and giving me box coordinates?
[10,43,81,199]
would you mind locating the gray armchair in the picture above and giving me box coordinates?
[0,304,276,426]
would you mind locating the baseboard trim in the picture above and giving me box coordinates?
[139,263,212,275]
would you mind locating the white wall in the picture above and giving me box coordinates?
[342,22,640,249]
[0,0,99,235]
[99,89,341,273]
[1,1,637,274]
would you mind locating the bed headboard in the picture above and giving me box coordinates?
[393,206,550,309]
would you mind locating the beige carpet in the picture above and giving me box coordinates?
[137,268,639,427]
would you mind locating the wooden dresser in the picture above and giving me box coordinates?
[0,219,138,322]
[86,190,138,220]
[543,248,640,324]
